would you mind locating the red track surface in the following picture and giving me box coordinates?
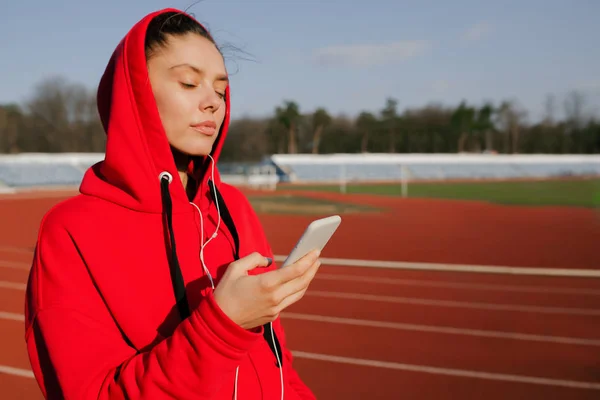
[1,190,599,399]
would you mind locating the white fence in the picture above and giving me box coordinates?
[0,153,278,191]
[269,153,600,195]
[1,153,599,193]
[271,153,600,182]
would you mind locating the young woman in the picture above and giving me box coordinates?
[25,8,320,399]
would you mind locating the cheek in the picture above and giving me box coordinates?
[215,103,227,130]
[154,90,194,139]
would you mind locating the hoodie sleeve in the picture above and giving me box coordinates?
[25,214,262,400]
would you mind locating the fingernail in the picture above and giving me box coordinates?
[266,257,273,266]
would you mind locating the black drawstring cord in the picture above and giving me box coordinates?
[208,179,284,368]
[160,174,190,320]
[160,174,284,367]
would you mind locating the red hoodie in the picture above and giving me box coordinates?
[24,8,315,400]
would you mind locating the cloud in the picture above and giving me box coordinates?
[312,40,430,67]
[462,22,493,42]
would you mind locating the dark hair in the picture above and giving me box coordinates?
[145,11,219,59]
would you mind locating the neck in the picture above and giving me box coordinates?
[172,149,202,201]
[172,153,188,189]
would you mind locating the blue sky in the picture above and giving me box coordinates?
[1,0,599,122]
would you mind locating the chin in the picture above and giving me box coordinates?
[172,138,216,157]
[183,145,214,157]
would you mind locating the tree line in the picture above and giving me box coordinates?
[1,75,599,160]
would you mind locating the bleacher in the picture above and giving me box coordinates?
[0,153,103,191]
[0,163,83,187]
[269,154,600,183]
[0,153,277,191]
[0,153,599,191]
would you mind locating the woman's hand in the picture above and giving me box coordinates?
[213,250,321,329]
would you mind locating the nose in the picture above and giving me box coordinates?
[198,84,222,112]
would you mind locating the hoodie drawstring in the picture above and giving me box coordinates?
[160,172,191,320]
[159,171,284,369]
[207,180,284,368]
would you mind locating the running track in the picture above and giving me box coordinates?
[1,190,599,399]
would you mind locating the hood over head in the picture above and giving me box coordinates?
[80,8,231,214]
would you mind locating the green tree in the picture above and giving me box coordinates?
[451,101,476,152]
[311,108,332,154]
[475,102,495,152]
[275,100,300,154]
[381,98,399,152]
[356,111,377,153]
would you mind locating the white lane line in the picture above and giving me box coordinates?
[0,189,76,201]
[306,291,600,316]
[0,311,32,381]
[0,246,33,254]
[0,365,34,379]
[315,273,600,296]
[5,271,597,299]
[0,261,30,270]
[2,310,596,388]
[292,351,600,390]
[3,280,596,317]
[0,312,24,322]
[0,281,26,290]
[5,308,596,346]
[4,256,600,297]
[5,254,600,279]
[282,312,600,346]
[274,255,600,278]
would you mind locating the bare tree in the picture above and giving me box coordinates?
[564,90,586,131]
[496,100,527,153]
[543,93,556,127]
[0,104,23,153]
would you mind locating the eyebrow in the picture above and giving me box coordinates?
[170,63,229,82]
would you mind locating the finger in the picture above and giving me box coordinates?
[231,252,270,274]
[264,249,320,287]
[288,259,321,293]
[272,260,321,304]
[254,257,273,268]
[274,284,310,313]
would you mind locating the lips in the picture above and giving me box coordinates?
[191,121,217,136]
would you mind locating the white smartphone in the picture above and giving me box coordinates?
[280,215,342,268]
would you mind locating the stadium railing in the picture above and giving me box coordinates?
[0,153,279,192]
[1,153,599,194]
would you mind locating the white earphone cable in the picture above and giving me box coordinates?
[271,322,285,400]
[189,154,222,290]
[190,155,283,399]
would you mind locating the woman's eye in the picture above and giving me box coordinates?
[180,82,196,89]
[216,91,225,99]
